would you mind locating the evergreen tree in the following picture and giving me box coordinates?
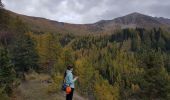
[11,33,38,79]
[0,47,15,95]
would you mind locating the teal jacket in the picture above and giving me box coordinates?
[65,70,75,88]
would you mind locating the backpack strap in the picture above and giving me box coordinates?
[63,71,66,84]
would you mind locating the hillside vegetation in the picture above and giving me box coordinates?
[0,9,170,100]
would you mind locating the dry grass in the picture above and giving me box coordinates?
[12,73,87,100]
[12,73,64,100]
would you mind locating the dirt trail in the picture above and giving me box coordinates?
[12,74,87,100]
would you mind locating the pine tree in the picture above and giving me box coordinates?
[0,47,15,95]
[11,33,38,79]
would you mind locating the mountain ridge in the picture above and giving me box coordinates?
[3,9,170,34]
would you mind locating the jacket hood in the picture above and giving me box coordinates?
[66,70,72,73]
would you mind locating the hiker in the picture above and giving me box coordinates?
[63,65,78,100]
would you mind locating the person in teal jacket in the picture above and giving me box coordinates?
[64,65,78,100]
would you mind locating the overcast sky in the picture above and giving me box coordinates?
[3,0,170,24]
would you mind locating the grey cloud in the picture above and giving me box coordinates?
[147,3,170,18]
[3,0,170,24]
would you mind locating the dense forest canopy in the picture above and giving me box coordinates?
[0,8,170,100]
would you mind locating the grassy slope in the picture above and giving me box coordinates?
[7,9,170,35]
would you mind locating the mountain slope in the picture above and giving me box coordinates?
[4,10,170,34]
[155,17,170,25]
[95,12,170,32]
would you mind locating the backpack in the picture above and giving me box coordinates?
[62,83,67,91]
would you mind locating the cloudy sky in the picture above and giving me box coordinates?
[3,0,170,24]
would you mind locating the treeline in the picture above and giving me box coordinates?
[0,9,170,100]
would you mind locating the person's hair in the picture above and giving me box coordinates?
[67,65,73,70]
[63,65,73,79]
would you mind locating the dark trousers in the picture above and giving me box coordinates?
[66,88,74,100]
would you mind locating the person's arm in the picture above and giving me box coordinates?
[68,73,78,84]
[73,76,78,81]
